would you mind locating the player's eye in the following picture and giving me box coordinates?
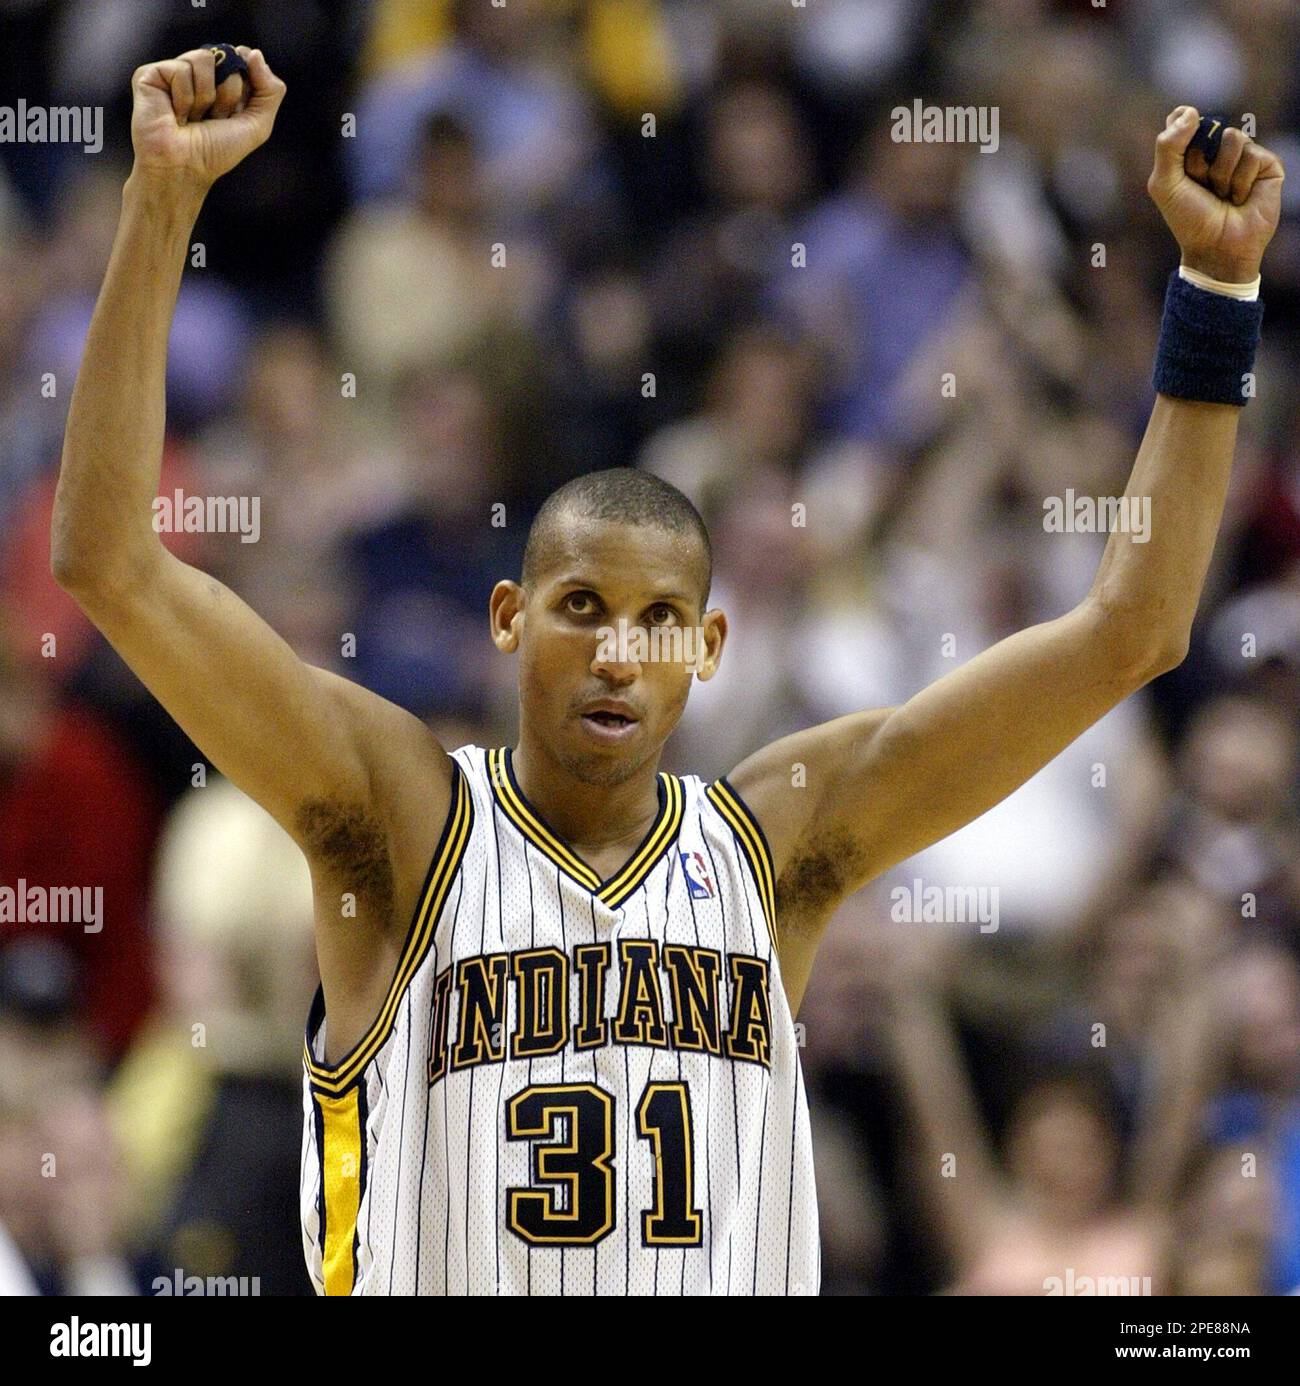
[648,604,679,625]
[564,591,599,616]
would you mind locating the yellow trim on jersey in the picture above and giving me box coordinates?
[601,772,683,908]
[704,779,778,953]
[489,747,601,888]
[488,747,684,907]
[304,765,473,1095]
[314,1085,363,1296]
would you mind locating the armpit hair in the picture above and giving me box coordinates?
[295,799,396,924]
[775,828,870,929]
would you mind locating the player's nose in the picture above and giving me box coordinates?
[589,624,641,682]
[589,650,640,684]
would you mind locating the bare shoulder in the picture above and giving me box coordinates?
[721,707,895,1014]
[724,707,894,924]
[724,708,894,882]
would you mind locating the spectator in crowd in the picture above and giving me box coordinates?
[876,906,1221,1296]
[340,356,529,722]
[346,0,602,215]
[327,109,551,399]
[0,937,135,1294]
[1200,944,1300,1293]
[108,776,318,1295]
[0,615,160,1061]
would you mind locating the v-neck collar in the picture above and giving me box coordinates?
[487,746,684,908]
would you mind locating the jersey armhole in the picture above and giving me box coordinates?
[705,775,778,954]
[304,757,474,1093]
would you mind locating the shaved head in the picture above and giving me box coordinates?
[522,468,712,606]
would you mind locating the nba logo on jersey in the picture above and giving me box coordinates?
[680,850,715,898]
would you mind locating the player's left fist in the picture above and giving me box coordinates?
[1147,106,1284,284]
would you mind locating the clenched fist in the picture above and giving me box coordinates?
[131,46,286,186]
[1147,106,1284,284]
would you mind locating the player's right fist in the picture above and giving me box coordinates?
[130,46,285,185]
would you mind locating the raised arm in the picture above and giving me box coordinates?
[728,108,1284,1012]
[878,944,1007,1280]
[51,48,451,1056]
[1127,887,1226,1212]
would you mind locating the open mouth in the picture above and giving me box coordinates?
[578,706,641,741]
[582,711,636,728]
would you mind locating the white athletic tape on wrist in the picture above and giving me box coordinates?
[1178,263,1261,301]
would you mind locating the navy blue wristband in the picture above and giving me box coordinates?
[1152,270,1263,406]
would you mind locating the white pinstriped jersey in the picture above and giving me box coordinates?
[301,744,819,1295]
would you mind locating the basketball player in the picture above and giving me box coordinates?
[51,48,1283,1294]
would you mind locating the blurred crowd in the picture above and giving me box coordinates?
[1,0,1299,1296]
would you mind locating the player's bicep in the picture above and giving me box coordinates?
[819,603,1147,880]
[73,547,384,834]
[724,706,897,909]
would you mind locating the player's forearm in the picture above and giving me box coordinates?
[1086,393,1239,669]
[51,170,207,595]
[1082,108,1282,671]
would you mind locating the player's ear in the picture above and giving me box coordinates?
[490,580,525,653]
[692,608,727,681]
